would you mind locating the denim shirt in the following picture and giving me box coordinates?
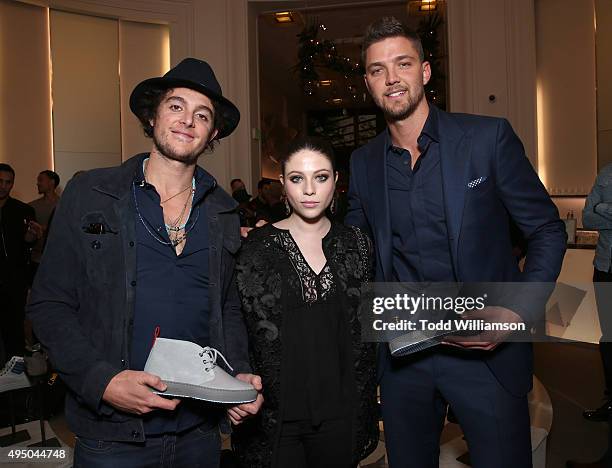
[583,163,612,272]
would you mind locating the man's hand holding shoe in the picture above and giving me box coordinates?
[103,370,180,415]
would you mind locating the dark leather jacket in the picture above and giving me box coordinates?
[27,154,249,442]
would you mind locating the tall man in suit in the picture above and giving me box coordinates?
[346,17,566,467]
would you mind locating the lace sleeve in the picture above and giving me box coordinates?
[236,238,268,317]
[350,225,374,283]
[236,233,283,344]
[233,233,283,468]
[347,225,379,462]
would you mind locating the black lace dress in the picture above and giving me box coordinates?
[233,222,378,468]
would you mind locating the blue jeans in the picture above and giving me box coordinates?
[73,424,221,468]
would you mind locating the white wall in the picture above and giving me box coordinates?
[535,0,597,196]
[50,10,122,183]
[50,13,172,179]
[119,21,170,161]
[447,0,537,168]
[0,0,53,202]
[447,0,598,209]
[192,0,255,191]
[596,0,612,170]
[10,0,254,194]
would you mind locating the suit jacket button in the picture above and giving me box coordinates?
[91,240,101,249]
[131,280,137,287]
[131,430,140,438]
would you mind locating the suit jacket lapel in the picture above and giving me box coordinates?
[438,112,472,278]
[366,132,394,281]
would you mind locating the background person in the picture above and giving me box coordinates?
[28,169,60,284]
[0,163,36,361]
[231,178,256,227]
[570,164,612,468]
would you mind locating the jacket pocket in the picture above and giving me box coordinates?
[76,437,114,454]
[466,177,493,198]
[223,234,241,255]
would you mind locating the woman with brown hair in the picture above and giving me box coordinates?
[232,137,378,468]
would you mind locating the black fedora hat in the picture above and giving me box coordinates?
[129,58,240,139]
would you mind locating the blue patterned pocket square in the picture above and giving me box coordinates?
[467,176,487,189]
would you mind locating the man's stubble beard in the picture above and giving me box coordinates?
[152,132,209,165]
[375,84,426,123]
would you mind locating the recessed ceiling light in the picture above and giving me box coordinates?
[274,11,294,23]
[419,0,437,11]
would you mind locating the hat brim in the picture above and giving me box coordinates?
[129,77,240,139]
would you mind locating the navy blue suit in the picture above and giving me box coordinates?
[346,105,566,467]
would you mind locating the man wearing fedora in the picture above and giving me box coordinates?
[28,58,262,467]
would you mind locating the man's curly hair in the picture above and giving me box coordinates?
[133,86,221,153]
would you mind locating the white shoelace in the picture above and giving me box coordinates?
[198,347,233,373]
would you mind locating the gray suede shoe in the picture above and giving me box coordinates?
[144,338,258,404]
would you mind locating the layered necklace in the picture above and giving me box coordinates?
[133,158,198,249]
